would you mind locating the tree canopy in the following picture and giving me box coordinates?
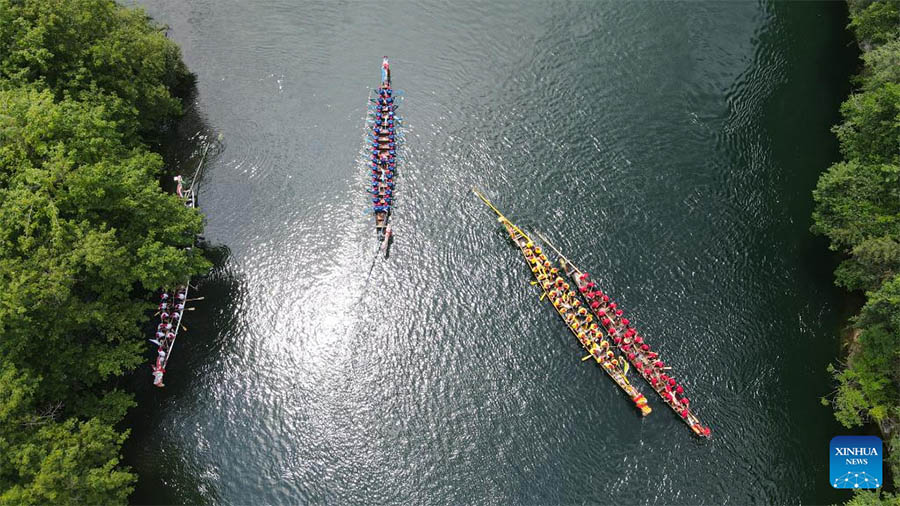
[814,0,900,499]
[0,1,208,503]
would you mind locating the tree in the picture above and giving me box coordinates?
[0,86,208,402]
[814,4,900,503]
[0,419,136,505]
[835,236,900,291]
[0,1,207,502]
[0,0,191,138]
[848,0,900,47]
[832,83,900,165]
[859,40,900,91]
[811,161,900,250]
[845,490,900,506]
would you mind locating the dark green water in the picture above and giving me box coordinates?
[124,1,859,503]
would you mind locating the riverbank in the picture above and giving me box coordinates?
[813,0,900,503]
[0,1,206,503]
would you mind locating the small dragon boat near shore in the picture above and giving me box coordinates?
[368,56,398,245]
[149,146,209,387]
[537,232,712,438]
[474,188,651,416]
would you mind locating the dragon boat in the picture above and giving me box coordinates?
[537,232,712,437]
[149,146,209,387]
[474,189,651,416]
[368,56,398,243]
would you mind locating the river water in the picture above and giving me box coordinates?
[124,1,859,504]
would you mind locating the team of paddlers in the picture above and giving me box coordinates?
[369,57,397,232]
[476,188,711,437]
[567,266,711,437]
[520,239,652,415]
[150,287,188,387]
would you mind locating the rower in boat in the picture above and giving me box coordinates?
[535,236,712,437]
[474,191,654,416]
[152,364,165,387]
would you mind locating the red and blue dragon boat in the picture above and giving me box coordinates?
[368,56,397,244]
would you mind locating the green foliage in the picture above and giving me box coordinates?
[858,274,900,329]
[845,490,900,506]
[890,432,900,489]
[812,161,900,250]
[835,236,900,291]
[848,0,900,47]
[832,83,900,165]
[0,418,135,505]
[830,363,873,427]
[0,364,136,505]
[0,0,207,503]
[0,0,191,137]
[859,40,900,91]
[832,324,899,425]
[813,3,900,503]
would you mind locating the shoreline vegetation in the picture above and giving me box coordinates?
[0,0,208,503]
[813,0,900,504]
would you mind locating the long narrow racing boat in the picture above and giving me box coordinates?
[368,56,398,244]
[474,188,651,416]
[537,232,712,437]
[149,145,209,387]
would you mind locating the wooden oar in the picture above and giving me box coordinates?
[581,355,592,362]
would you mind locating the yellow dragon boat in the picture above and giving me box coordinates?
[473,188,651,416]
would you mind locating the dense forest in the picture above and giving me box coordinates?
[0,0,208,503]
[813,0,900,504]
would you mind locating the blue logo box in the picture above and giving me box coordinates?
[830,436,882,489]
